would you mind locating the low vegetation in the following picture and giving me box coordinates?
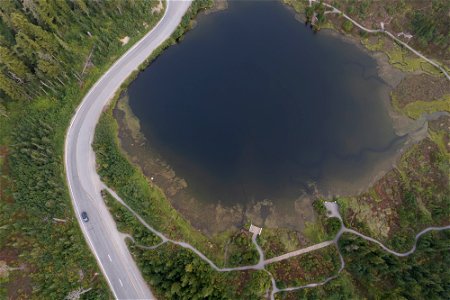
[94,105,228,265]
[0,0,448,298]
[277,227,450,300]
[131,242,270,299]
[94,1,450,298]
[402,94,450,119]
[392,73,449,108]
[267,245,340,289]
[338,136,449,252]
[258,228,308,259]
[328,0,449,61]
[341,20,353,33]
[275,272,358,299]
[340,230,450,299]
[100,163,270,298]
[223,231,259,267]
[102,190,162,247]
[0,0,167,297]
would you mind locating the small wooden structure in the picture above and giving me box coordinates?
[249,224,263,236]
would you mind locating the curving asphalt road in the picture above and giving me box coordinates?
[64,1,448,298]
[64,1,192,298]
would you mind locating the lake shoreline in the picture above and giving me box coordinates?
[113,0,435,235]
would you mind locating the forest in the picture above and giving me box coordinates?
[0,0,165,298]
[93,103,450,299]
[1,0,449,298]
[410,2,449,49]
[0,0,166,103]
[340,230,450,299]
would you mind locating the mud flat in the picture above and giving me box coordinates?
[114,1,439,234]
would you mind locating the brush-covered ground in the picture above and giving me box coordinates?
[1,0,448,298]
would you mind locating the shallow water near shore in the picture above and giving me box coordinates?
[122,1,404,232]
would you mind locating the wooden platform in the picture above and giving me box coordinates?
[249,224,262,236]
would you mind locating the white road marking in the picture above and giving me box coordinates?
[63,1,191,298]
[119,278,124,287]
[108,254,112,262]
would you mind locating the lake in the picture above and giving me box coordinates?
[124,1,403,230]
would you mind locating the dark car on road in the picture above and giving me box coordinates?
[81,211,89,222]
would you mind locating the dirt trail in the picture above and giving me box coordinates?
[105,186,449,298]
[310,0,450,80]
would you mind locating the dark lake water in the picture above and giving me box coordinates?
[127,1,402,207]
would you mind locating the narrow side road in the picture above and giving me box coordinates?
[263,241,334,265]
[106,187,450,299]
[310,0,450,80]
[65,0,448,298]
[64,1,192,298]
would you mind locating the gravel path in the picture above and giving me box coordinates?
[310,0,450,80]
[80,1,449,297]
[106,186,449,298]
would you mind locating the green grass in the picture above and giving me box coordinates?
[282,0,307,15]
[429,130,450,161]
[258,227,305,259]
[116,95,144,142]
[275,272,359,299]
[403,94,450,119]
[90,0,253,270]
[94,109,229,264]
[267,245,340,289]
[103,190,162,247]
[339,137,450,253]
